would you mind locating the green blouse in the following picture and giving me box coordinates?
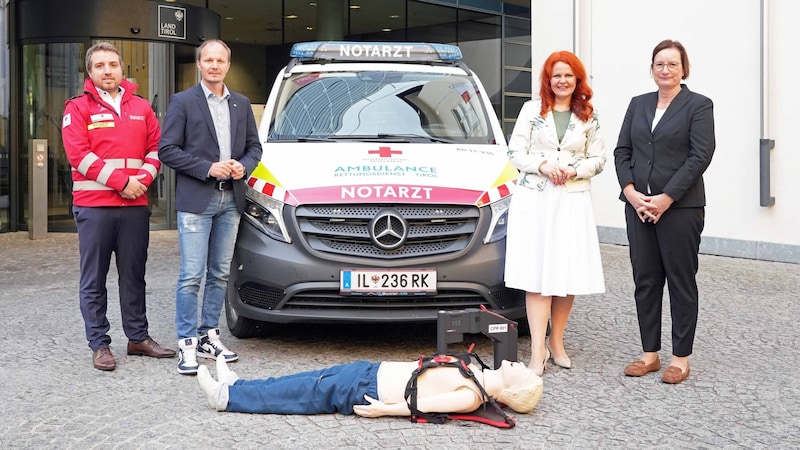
[553,110,571,143]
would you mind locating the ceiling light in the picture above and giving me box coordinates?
[306,26,314,30]
[350,5,361,9]
[389,15,400,19]
[382,28,392,32]
[225,17,234,20]
[284,14,298,19]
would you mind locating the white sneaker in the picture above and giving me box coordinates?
[197,328,239,362]
[197,365,229,411]
[215,354,240,386]
[177,337,199,375]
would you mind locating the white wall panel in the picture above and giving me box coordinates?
[763,0,800,247]
[531,0,798,261]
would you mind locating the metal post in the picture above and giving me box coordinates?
[29,139,48,239]
[759,138,775,207]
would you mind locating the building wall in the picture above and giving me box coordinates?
[532,0,799,263]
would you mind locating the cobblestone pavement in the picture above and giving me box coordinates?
[1,230,799,449]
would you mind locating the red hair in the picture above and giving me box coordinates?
[538,51,594,122]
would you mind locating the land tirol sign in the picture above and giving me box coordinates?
[158,5,186,40]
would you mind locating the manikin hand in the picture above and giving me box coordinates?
[352,395,389,418]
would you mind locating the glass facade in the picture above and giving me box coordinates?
[3,0,530,233]
[1,1,9,231]
[15,41,172,231]
[502,11,532,137]
[20,43,84,231]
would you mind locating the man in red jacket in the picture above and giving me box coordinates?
[62,42,175,371]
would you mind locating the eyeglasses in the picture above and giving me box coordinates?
[653,61,681,71]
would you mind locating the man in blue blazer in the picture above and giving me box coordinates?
[159,39,262,375]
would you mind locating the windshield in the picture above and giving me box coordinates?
[269,70,495,144]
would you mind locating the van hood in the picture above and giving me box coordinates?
[246,142,518,206]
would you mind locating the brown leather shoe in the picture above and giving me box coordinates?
[127,338,177,358]
[661,365,690,384]
[624,358,661,377]
[93,347,116,371]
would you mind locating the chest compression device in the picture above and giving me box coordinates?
[403,306,522,428]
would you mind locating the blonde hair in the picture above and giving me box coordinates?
[196,39,232,62]
[496,375,544,414]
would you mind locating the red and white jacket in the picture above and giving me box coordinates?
[61,78,161,207]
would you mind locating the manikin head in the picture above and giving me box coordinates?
[493,360,544,413]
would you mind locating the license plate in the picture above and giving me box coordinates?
[340,269,437,294]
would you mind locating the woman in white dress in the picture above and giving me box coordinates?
[505,51,606,375]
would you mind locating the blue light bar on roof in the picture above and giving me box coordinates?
[289,41,463,62]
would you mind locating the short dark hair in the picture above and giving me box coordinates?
[196,39,232,62]
[86,42,123,73]
[652,39,690,80]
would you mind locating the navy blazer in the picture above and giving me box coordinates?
[159,84,263,214]
[614,85,715,208]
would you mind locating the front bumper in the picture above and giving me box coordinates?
[227,217,525,324]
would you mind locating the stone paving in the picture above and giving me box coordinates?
[0,230,798,449]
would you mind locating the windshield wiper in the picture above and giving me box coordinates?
[269,136,335,142]
[327,134,410,142]
[270,134,461,144]
[402,134,459,144]
[332,134,459,144]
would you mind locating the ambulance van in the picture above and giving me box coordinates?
[225,41,525,336]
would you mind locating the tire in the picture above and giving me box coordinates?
[225,287,268,338]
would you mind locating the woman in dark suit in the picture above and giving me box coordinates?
[614,40,715,384]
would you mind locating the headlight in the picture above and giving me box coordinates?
[483,195,511,244]
[244,192,292,243]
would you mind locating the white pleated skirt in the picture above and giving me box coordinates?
[504,183,606,297]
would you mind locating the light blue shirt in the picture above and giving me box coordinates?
[200,82,232,163]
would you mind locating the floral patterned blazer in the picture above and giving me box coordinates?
[507,98,606,192]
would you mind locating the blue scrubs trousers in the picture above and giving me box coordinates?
[226,361,381,415]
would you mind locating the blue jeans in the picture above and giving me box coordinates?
[227,361,380,415]
[175,189,241,339]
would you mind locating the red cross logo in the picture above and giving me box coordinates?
[368,146,402,158]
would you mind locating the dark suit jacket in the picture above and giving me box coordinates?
[614,84,715,207]
[159,84,263,214]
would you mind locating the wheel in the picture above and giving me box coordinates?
[225,287,268,338]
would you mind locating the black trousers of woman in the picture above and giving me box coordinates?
[624,204,705,357]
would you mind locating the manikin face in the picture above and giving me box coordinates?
[651,47,684,90]
[550,61,576,102]
[88,50,123,94]
[197,42,231,87]
[499,360,537,386]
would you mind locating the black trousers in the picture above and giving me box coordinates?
[625,204,704,357]
[74,206,151,350]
